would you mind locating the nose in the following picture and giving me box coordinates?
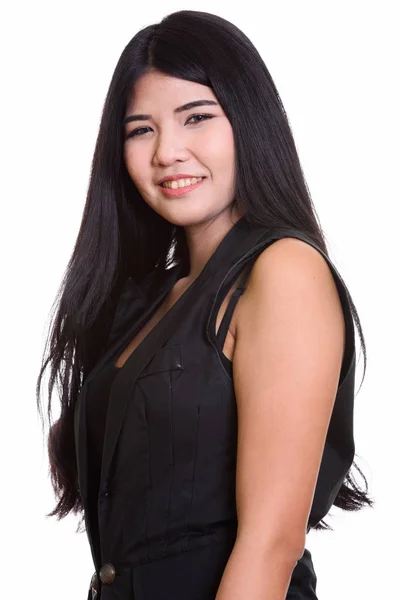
[153,127,189,166]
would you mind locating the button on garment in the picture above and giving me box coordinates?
[76,216,356,599]
[90,571,99,597]
[99,563,116,585]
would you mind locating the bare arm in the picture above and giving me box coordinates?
[215,238,345,600]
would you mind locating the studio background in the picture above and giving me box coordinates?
[1,2,398,598]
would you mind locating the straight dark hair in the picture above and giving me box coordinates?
[37,9,373,532]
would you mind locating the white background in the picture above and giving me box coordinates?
[1,1,398,598]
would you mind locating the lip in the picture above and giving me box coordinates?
[159,177,205,198]
[158,173,204,184]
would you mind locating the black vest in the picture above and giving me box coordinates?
[74,216,355,599]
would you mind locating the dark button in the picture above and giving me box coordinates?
[99,562,116,585]
[90,571,99,599]
[90,572,99,592]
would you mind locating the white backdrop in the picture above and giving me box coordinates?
[1,1,398,598]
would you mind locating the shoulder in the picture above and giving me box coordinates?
[234,235,345,361]
[249,235,334,287]
[241,236,340,312]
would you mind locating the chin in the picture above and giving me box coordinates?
[143,200,207,227]
[161,207,228,229]
[141,191,236,228]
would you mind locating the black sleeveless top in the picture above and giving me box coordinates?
[84,260,255,531]
[78,216,356,599]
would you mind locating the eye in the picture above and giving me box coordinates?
[185,113,215,125]
[125,113,215,139]
[125,126,150,139]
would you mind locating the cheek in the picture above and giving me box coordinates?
[201,125,235,173]
[124,146,145,186]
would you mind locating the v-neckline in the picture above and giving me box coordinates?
[111,216,248,372]
[111,263,184,370]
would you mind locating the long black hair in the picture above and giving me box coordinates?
[37,9,373,532]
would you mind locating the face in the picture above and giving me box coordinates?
[123,70,239,227]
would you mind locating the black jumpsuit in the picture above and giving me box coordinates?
[75,216,356,599]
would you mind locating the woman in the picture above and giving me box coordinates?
[37,10,373,600]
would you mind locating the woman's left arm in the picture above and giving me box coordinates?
[215,238,345,600]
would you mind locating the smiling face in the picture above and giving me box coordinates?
[123,70,238,227]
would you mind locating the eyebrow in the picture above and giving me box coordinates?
[123,99,219,126]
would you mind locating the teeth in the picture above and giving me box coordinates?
[161,177,203,189]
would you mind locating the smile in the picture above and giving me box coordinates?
[161,177,204,189]
[158,177,205,197]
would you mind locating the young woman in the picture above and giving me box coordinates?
[37,10,373,600]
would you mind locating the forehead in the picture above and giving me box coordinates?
[125,71,217,111]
